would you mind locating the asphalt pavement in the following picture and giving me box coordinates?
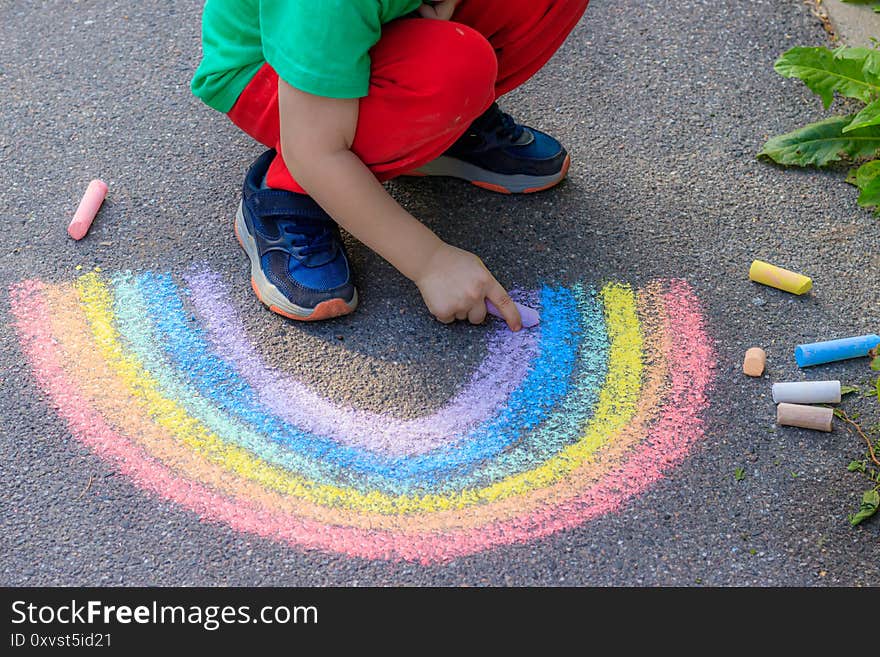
[1,0,879,586]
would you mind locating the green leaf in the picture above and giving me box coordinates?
[848,460,867,472]
[758,115,880,166]
[854,158,880,184]
[871,355,880,371]
[840,385,860,396]
[774,46,880,109]
[734,467,745,481]
[848,489,879,526]
[845,98,880,132]
[875,375,880,401]
[853,160,880,210]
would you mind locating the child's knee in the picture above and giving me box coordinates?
[423,23,497,119]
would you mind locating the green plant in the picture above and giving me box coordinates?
[758,45,880,212]
[835,407,880,525]
[833,348,880,526]
[851,490,880,525]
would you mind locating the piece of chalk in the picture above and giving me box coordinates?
[776,402,833,432]
[749,260,812,295]
[485,300,540,328]
[68,179,108,240]
[743,347,766,377]
[772,380,841,404]
[794,334,880,367]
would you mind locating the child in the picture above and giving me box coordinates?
[191,0,589,331]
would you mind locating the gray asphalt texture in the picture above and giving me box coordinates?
[2,0,879,586]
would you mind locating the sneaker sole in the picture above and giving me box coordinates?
[408,153,570,194]
[234,202,358,322]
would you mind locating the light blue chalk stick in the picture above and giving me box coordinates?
[795,334,880,367]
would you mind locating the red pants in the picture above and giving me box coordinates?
[227,0,590,193]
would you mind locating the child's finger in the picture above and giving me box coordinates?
[467,302,487,325]
[486,284,522,332]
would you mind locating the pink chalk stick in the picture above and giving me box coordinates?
[485,299,540,328]
[68,179,108,240]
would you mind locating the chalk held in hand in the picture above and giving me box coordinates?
[485,300,540,328]
[742,347,766,377]
[749,260,812,295]
[776,402,833,432]
[772,380,841,404]
[67,179,108,240]
[795,334,880,367]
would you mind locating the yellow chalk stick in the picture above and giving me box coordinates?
[749,260,812,295]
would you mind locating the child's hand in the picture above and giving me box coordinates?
[414,242,522,331]
[417,0,460,20]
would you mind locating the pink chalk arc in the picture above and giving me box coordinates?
[8,273,715,564]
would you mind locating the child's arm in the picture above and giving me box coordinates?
[277,80,522,330]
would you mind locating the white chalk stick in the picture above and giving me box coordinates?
[776,402,833,432]
[772,380,841,405]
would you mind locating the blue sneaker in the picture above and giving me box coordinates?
[412,102,570,194]
[234,149,358,321]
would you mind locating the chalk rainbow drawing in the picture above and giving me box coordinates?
[8,269,715,564]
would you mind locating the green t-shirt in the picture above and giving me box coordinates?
[191,0,423,113]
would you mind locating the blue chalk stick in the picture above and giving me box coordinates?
[795,334,880,367]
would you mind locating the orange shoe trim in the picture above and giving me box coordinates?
[472,181,512,194]
[522,154,571,194]
[250,277,353,322]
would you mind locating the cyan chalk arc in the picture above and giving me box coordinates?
[130,271,590,490]
[9,270,715,564]
[121,273,612,494]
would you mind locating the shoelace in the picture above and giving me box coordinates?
[477,103,525,143]
[280,219,336,257]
